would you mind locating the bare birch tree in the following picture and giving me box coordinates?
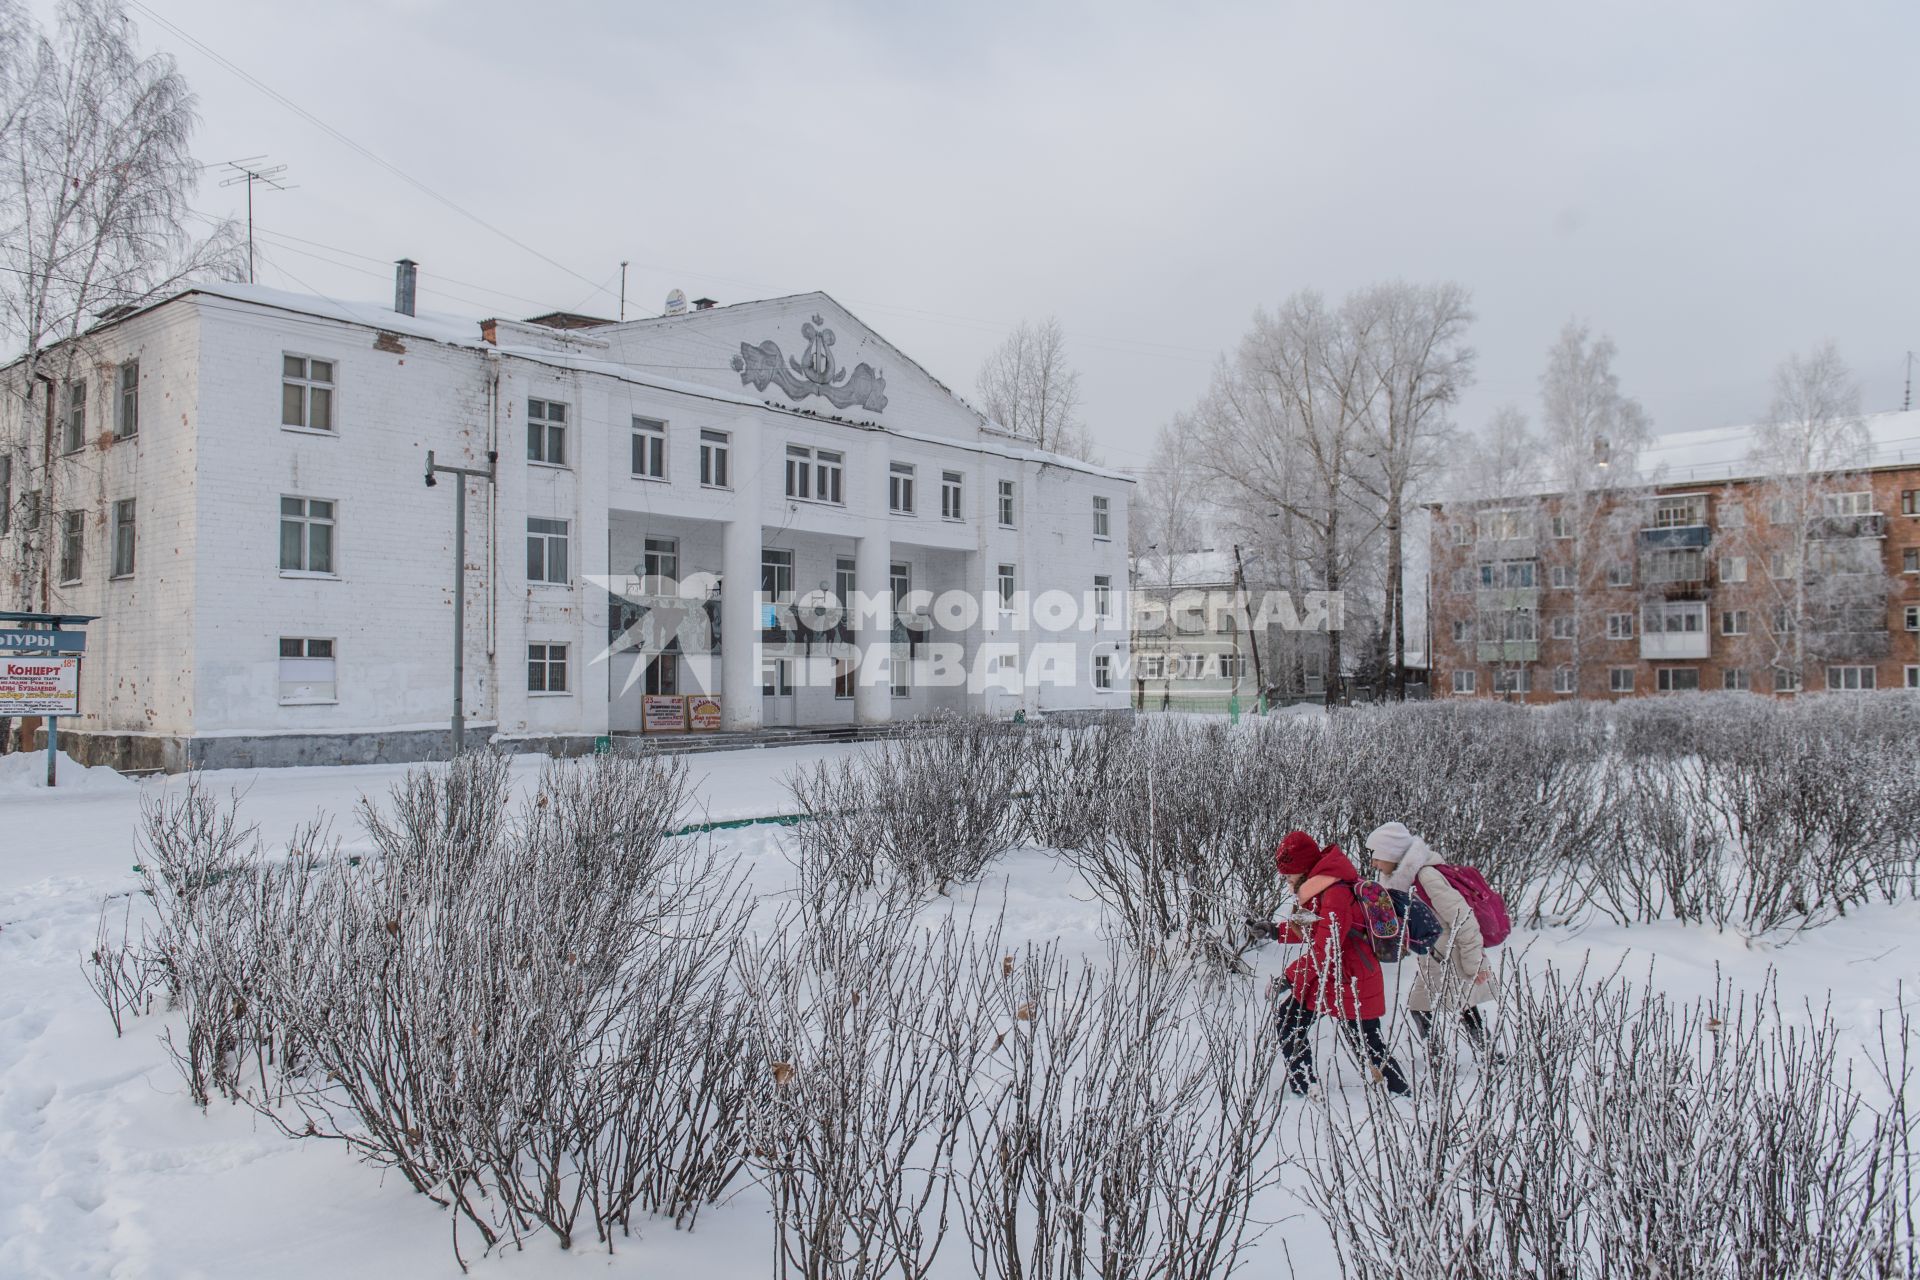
[974,315,1095,460]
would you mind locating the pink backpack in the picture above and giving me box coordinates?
[1414,865,1512,947]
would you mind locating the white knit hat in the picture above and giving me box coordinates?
[1364,821,1416,862]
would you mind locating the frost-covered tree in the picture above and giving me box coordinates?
[1445,404,1545,695]
[975,315,1094,460]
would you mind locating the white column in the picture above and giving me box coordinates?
[854,527,893,726]
[721,415,764,731]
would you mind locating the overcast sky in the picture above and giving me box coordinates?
[94,1,1920,469]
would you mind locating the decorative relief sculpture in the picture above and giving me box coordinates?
[731,314,889,412]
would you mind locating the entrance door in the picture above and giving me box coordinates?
[762,659,795,727]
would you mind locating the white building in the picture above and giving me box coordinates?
[0,274,1133,769]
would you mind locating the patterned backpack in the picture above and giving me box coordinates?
[1353,879,1442,963]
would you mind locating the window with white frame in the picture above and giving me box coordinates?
[1826,665,1876,692]
[941,470,964,520]
[278,637,337,704]
[1493,667,1531,695]
[1906,665,1919,689]
[1767,498,1793,525]
[631,417,667,479]
[528,398,567,465]
[889,461,916,514]
[1553,666,1575,694]
[997,479,1016,527]
[1499,609,1538,643]
[1657,667,1700,693]
[1902,489,1917,517]
[1768,551,1797,580]
[58,509,83,583]
[1608,667,1634,693]
[1606,612,1633,640]
[1904,547,1919,574]
[526,517,569,584]
[1646,547,1705,583]
[762,548,794,601]
[1723,668,1750,691]
[61,380,86,453]
[1549,564,1574,589]
[1093,574,1112,620]
[1476,508,1529,541]
[110,498,135,578]
[1903,604,1919,632]
[527,642,569,693]
[1770,605,1795,635]
[1650,495,1706,528]
[1479,560,1536,589]
[1452,618,1471,643]
[1451,520,1473,545]
[1720,609,1749,636]
[1719,555,1747,583]
[282,355,334,431]
[834,659,855,700]
[1643,602,1705,634]
[644,655,677,695]
[116,361,138,439]
[699,429,731,488]
[890,561,910,605]
[1551,615,1576,640]
[280,497,336,574]
[1823,491,1873,517]
[1550,515,1574,540]
[785,444,844,504]
[1605,561,1632,588]
[1093,651,1113,690]
[1135,653,1166,680]
[1093,495,1110,539]
[642,536,678,583]
[1773,667,1802,693]
[1451,670,1476,695]
[997,563,1016,609]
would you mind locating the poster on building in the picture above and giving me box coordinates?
[642,695,687,732]
[0,657,79,716]
[688,695,722,731]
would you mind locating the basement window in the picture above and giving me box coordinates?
[278,637,337,704]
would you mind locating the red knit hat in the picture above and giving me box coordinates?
[1275,830,1321,876]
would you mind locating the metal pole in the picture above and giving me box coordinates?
[453,472,465,754]
[46,714,56,787]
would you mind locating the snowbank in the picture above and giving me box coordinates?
[0,749,135,794]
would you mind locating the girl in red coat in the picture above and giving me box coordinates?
[1259,829,1410,1097]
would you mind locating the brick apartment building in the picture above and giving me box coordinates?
[1428,412,1920,700]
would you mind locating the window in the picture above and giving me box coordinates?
[1608,667,1634,694]
[277,638,337,704]
[1093,495,1110,539]
[940,470,964,520]
[1479,560,1536,589]
[280,497,336,575]
[1451,670,1476,695]
[834,659,856,700]
[110,499,135,578]
[997,563,1016,609]
[1824,491,1873,517]
[1553,666,1575,695]
[527,398,567,465]
[1719,556,1747,584]
[1643,602,1705,634]
[1901,489,1916,517]
[1902,547,1918,574]
[1606,612,1633,640]
[1657,668,1700,693]
[1549,565,1574,589]
[1093,651,1113,690]
[58,509,83,583]
[1720,609,1749,636]
[61,380,86,453]
[1093,574,1112,620]
[1767,498,1792,525]
[889,561,910,605]
[1907,665,1920,689]
[997,479,1016,527]
[1768,552,1797,580]
[1476,509,1529,541]
[1645,548,1705,583]
[1650,495,1705,528]
[1500,610,1538,643]
[760,659,794,697]
[1605,561,1632,588]
[526,517,569,584]
[1826,665,1876,692]
[1904,605,1920,632]
[1719,502,1746,530]
[892,658,910,699]
[1,456,11,537]
[1773,668,1802,693]
[1452,619,1471,643]
[631,417,667,479]
[1770,606,1795,636]
[1493,667,1531,695]
[785,444,843,504]
[889,461,916,514]
[1451,520,1473,546]
[699,429,731,488]
[115,361,138,439]
[282,355,334,431]
[1723,668,1750,692]
[527,642,569,693]
[642,536,678,583]
[1550,615,1576,640]
[1550,515,1574,540]
[1449,568,1473,594]
[1218,652,1248,680]
[762,548,794,601]
[644,656,677,695]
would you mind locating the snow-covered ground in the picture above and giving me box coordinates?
[1,746,1914,1278]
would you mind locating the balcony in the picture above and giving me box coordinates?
[1475,586,1539,613]
[1640,524,1712,549]
[1640,630,1711,661]
[1477,640,1539,664]
[1808,512,1886,540]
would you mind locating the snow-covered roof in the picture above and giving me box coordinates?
[1131,548,1238,586]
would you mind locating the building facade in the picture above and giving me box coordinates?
[0,281,1133,769]
[1428,413,1920,701]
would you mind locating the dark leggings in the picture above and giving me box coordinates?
[1411,1006,1489,1045]
[1275,1000,1409,1095]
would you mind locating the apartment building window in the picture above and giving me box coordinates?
[1093,651,1114,690]
[1719,503,1746,530]
[1605,561,1632,588]
[1135,654,1166,680]
[893,658,911,698]
[940,471,964,520]
[1902,547,1918,574]
[631,417,667,479]
[1723,668,1750,692]
[997,563,1016,609]
[1767,498,1792,525]
[1093,574,1112,620]
[1093,495,1110,539]
[890,561,911,606]
[1451,670,1476,695]
[1904,605,1920,632]
[1720,609,1749,636]
[1219,652,1248,680]
[1770,605,1795,636]
[116,361,139,439]
[280,497,336,575]
[833,556,855,609]
[834,659,856,700]
[1548,564,1573,589]
[1452,619,1472,643]
[1451,520,1473,546]
[642,536,678,583]
[1824,491,1872,517]
[527,642,569,693]
[1650,495,1705,528]
[526,517,569,584]
[1492,667,1531,695]
[1656,668,1700,693]
[1549,515,1573,540]
[762,548,794,600]
[1479,560,1536,589]
[1773,668,1802,693]
[527,398,567,465]
[889,461,916,514]
[1769,552,1798,580]
[282,355,334,431]
[61,380,86,453]
[1643,602,1704,634]
[1646,547,1705,583]
[1826,665,1876,692]
[110,499,135,577]
[58,509,83,583]
[1553,666,1575,695]
[785,444,843,504]
[1906,665,1919,689]
[1476,508,1529,541]
[277,638,336,704]
[1551,615,1576,640]
[1901,489,1917,517]
[997,479,1016,527]
[1608,667,1634,694]
[699,429,731,488]
[1719,556,1747,583]
[1449,568,1473,594]
[1606,612,1633,640]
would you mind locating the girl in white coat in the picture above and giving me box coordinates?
[1364,822,1498,1051]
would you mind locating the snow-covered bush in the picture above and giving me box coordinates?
[1017,717,1128,851]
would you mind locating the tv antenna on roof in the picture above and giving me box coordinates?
[217,157,296,284]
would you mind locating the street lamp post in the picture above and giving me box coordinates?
[424,449,498,755]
